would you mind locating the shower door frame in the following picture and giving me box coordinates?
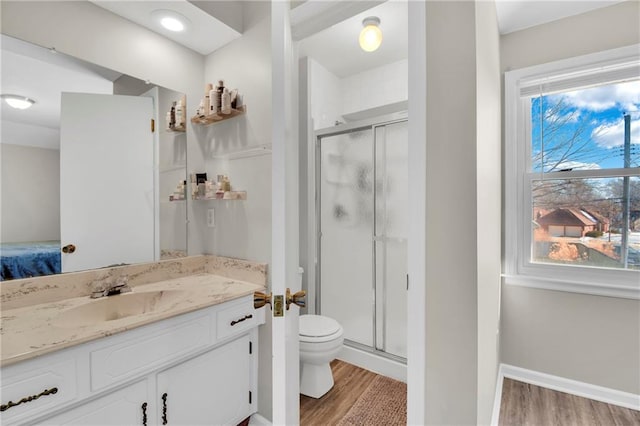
[314,111,408,364]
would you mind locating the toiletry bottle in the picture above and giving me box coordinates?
[217,80,225,114]
[170,101,177,129]
[203,83,212,116]
[209,86,218,115]
[175,100,183,128]
[221,88,231,114]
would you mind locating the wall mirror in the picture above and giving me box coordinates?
[0,34,188,280]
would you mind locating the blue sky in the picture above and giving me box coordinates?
[531,80,640,172]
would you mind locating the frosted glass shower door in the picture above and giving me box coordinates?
[374,121,408,359]
[319,129,375,348]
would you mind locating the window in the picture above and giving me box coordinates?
[505,46,640,299]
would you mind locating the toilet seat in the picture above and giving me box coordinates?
[299,315,343,343]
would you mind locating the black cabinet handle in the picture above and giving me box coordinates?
[230,314,253,326]
[1,387,58,412]
[141,402,148,426]
[162,392,168,425]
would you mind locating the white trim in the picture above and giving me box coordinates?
[503,274,640,300]
[407,1,427,425]
[249,413,272,426]
[337,345,407,384]
[490,367,504,426]
[495,364,640,416]
[504,44,640,298]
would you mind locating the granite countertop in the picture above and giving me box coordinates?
[0,256,267,367]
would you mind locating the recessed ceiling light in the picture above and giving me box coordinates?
[1,94,36,110]
[151,9,190,33]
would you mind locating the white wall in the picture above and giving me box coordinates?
[308,58,408,130]
[424,2,478,423]
[341,59,408,116]
[475,1,502,424]
[308,59,342,129]
[500,0,640,395]
[200,2,273,420]
[1,143,60,243]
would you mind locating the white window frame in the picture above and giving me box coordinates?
[505,45,640,300]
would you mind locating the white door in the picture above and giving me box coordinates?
[271,2,301,424]
[60,93,154,273]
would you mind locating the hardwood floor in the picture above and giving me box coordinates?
[300,360,379,425]
[300,363,640,425]
[499,378,640,426]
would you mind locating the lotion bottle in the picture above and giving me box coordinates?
[221,88,231,114]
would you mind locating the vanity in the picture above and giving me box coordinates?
[0,256,266,426]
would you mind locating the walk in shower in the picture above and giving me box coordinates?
[316,115,408,362]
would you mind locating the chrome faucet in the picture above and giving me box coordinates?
[91,276,132,298]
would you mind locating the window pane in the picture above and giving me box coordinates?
[532,177,640,270]
[531,80,640,172]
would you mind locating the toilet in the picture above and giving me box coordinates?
[299,314,344,398]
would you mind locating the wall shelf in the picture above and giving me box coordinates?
[191,105,246,125]
[192,191,247,201]
[166,125,186,133]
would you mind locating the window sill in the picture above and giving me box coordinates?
[502,274,640,300]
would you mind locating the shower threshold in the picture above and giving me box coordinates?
[338,339,407,383]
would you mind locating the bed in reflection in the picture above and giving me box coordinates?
[0,241,61,281]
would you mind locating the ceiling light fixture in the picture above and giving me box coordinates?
[151,9,190,33]
[1,94,36,110]
[359,16,382,52]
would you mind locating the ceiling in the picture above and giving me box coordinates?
[1,0,628,150]
[89,1,242,55]
[495,0,626,34]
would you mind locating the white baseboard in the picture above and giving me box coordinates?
[337,345,407,383]
[491,363,640,424]
[248,413,271,426]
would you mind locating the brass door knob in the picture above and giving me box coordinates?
[254,291,272,309]
[286,288,306,310]
[62,244,76,254]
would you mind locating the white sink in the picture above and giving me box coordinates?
[54,290,187,328]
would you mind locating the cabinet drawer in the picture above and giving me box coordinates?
[217,297,258,340]
[91,314,211,391]
[1,358,77,425]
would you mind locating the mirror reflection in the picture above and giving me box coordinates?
[0,34,188,281]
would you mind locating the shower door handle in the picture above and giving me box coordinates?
[286,288,306,310]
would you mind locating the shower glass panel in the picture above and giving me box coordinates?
[318,119,408,360]
[375,121,408,359]
[319,128,375,348]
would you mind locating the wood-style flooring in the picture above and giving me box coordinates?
[300,362,640,426]
[300,360,379,425]
[499,378,640,426]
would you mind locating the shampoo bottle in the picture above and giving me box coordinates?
[221,88,231,114]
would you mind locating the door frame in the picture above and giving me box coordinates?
[271,1,427,424]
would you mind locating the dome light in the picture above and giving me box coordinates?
[151,10,190,33]
[359,17,382,52]
[1,94,35,110]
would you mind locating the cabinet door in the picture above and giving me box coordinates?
[39,380,149,426]
[156,333,251,426]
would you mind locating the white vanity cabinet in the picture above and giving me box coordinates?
[0,295,262,426]
[156,334,252,425]
[41,380,150,425]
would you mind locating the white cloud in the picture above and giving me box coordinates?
[561,80,640,112]
[553,160,601,170]
[592,117,640,148]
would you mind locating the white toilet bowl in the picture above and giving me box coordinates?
[299,314,344,398]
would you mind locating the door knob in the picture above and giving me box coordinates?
[286,288,306,310]
[254,291,272,309]
[61,244,76,254]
